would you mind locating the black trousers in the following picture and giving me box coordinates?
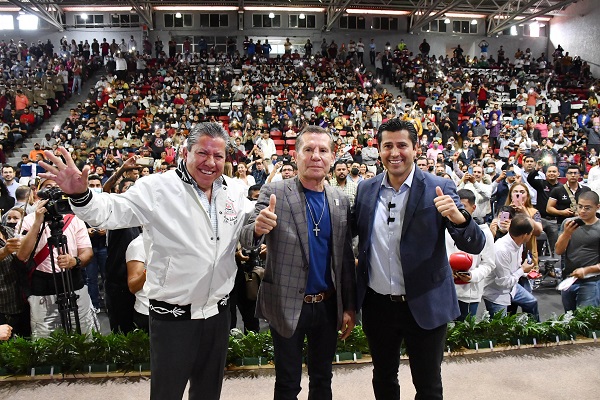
[0,309,31,338]
[362,289,447,400]
[229,267,259,333]
[105,287,136,333]
[270,297,338,400]
[149,306,230,400]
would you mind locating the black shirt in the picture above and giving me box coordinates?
[527,171,561,219]
[548,184,591,225]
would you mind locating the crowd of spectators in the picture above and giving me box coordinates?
[1,32,599,338]
[0,37,101,164]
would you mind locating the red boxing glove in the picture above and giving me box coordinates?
[450,252,473,285]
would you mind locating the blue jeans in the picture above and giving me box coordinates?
[84,246,107,308]
[484,299,507,318]
[457,300,479,321]
[484,284,539,321]
[72,75,82,94]
[561,279,600,312]
[511,283,539,321]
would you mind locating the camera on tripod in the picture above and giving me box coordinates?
[38,187,72,220]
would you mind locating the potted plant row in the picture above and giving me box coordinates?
[1,307,599,378]
[0,329,150,378]
[446,306,600,352]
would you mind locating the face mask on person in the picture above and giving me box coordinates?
[486,167,495,174]
[351,168,359,176]
[90,187,103,194]
[5,222,17,229]
[428,166,434,172]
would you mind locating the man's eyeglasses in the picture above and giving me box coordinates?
[566,171,580,175]
[577,204,594,211]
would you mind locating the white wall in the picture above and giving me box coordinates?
[549,0,600,76]
[0,11,549,62]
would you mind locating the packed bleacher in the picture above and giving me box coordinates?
[1,33,599,342]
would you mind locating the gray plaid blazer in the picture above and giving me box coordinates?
[240,177,356,338]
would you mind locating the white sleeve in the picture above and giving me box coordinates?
[494,246,524,289]
[469,228,495,283]
[71,175,158,230]
[125,235,146,263]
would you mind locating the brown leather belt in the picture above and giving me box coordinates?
[304,289,335,303]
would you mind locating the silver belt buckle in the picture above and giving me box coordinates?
[304,293,324,303]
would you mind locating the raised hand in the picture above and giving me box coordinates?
[255,194,278,237]
[434,186,466,225]
[38,147,90,195]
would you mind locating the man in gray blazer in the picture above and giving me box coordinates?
[241,125,356,400]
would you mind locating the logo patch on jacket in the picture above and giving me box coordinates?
[223,198,238,224]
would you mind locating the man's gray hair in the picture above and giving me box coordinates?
[296,125,335,152]
[186,122,230,152]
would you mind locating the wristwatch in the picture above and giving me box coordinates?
[451,209,472,228]
[73,256,82,268]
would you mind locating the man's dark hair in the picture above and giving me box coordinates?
[524,156,535,163]
[457,189,476,206]
[376,118,418,147]
[247,184,262,199]
[87,174,102,182]
[509,214,534,237]
[579,190,599,205]
[2,165,14,172]
[281,162,297,171]
[118,177,135,192]
[333,160,348,169]
[567,164,581,173]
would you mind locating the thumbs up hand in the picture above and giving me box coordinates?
[255,193,278,237]
[433,186,467,225]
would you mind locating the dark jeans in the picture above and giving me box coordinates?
[362,289,447,400]
[270,297,338,400]
[84,246,107,308]
[457,300,479,322]
[150,307,230,400]
[540,218,559,256]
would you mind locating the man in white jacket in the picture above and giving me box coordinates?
[39,123,254,400]
[446,189,496,320]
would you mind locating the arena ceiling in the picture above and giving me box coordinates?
[0,0,579,34]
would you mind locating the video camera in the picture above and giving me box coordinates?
[37,187,72,219]
[241,247,263,272]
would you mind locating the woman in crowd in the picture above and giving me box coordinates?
[233,162,255,190]
[491,183,543,266]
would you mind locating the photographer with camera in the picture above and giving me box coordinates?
[16,178,96,339]
[555,191,600,311]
